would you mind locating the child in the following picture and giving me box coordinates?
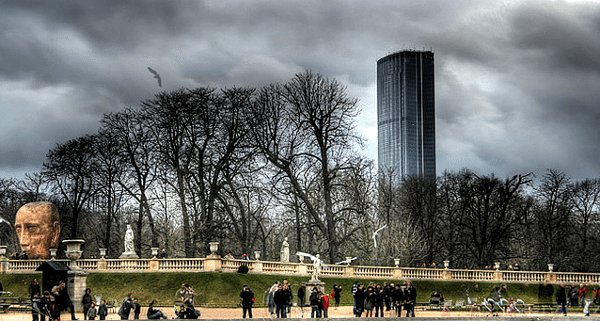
[98,300,108,320]
[87,302,97,320]
[32,293,40,321]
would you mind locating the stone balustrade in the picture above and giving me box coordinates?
[2,257,600,284]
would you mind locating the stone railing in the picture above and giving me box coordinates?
[3,257,600,284]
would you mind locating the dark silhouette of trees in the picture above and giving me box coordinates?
[42,135,98,239]
[251,71,364,262]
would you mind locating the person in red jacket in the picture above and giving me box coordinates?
[320,293,330,318]
[579,284,588,308]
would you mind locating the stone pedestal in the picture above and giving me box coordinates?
[68,270,88,312]
[305,279,326,304]
[119,252,139,259]
[204,256,222,271]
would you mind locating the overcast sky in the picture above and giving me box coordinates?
[1,0,599,182]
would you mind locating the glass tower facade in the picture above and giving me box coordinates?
[377,50,436,179]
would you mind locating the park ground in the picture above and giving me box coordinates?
[0,306,587,320]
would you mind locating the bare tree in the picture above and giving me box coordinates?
[570,178,600,271]
[531,169,573,270]
[251,71,364,262]
[101,108,159,255]
[42,135,98,238]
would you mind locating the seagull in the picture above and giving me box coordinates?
[334,257,358,265]
[296,251,320,263]
[147,67,162,87]
[372,224,387,248]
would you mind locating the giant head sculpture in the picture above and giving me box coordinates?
[14,201,61,259]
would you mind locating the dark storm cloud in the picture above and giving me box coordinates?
[0,0,599,181]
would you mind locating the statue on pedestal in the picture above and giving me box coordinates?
[280,237,290,263]
[120,224,139,259]
[296,251,323,282]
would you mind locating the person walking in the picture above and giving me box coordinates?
[82,288,93,320]
[556,283,568,316]
[53,281,77,320]
[404,280,417,317]
[240,285,255,319]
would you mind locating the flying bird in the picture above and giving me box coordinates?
[147,67,162,87]
[372,224,387,248]
[334,257,358,265]
[296,251,320,263]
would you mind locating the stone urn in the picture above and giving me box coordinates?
[298,255,305,263]
[151,247,159,258]
[209,242,219,256]
[444,260,450,269]
[99,248,107,259]
[494,262,501,270]
[0,245,6,258]
[49,248,57,259]
[254,251,261,261]
[394,258,400,267]
[548,263,554,272]
[63,239,85,261]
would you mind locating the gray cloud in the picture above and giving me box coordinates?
[0,0,599,181]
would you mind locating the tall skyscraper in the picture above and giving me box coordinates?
[377,50,436,180]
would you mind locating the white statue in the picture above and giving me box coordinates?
[280,237,290,263]
[296,251,323,282]
[124,224,134,253]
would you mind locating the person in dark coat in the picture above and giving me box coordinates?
[273,284,289,318]
[556,283,568,316]
[54,281,77,320]
[353,284,366,317]
[309,287,322,318]
[333,284,342,308]
[404,280,417,317]
[40,291,52,321]
[82,288,93,320]
[118,295,134,320]
[97,300,108,321]
[391,283,405,317]
[147,301,167,319]
[30,279,41,300]
[132,299,141,320]
[240,285,255,319]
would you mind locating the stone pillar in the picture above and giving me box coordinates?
[393,267,404,279]
[67,271,88,312]
[298,263,308,276]
[254,261,263,273]
[97,258,107,271]
[203,257,222,271]
[149,258,160,271]
[343,265,355,277]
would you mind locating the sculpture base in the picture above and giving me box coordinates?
[305,279,326,304]
[119,252,139,259]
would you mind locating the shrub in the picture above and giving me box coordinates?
[237,264,249,274]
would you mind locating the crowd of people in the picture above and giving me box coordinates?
[27,278,109,321]
[352,280,417,318]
